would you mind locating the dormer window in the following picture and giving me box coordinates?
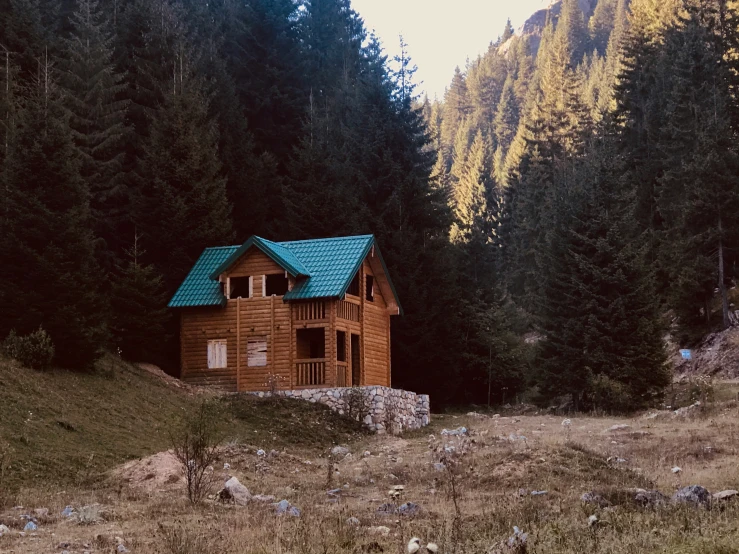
[265,274,289,296]
[230,276,252,299]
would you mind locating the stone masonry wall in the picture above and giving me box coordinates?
[249,387,430,434]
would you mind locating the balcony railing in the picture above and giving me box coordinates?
[337,300,360,322]
[296,358,326,386]
[295,301,326,321]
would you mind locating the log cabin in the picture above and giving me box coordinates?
[168,235,402,392]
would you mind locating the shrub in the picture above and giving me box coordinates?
[1,328,55,369]
[170,400,224,504]
[344,386,370,423]
[589,375,633,413]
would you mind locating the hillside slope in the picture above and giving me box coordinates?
[0,356,364,490]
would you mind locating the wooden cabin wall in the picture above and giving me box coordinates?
[180,303,238,389]
[226,249,285,283]
[362,259,391,387]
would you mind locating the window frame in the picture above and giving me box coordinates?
[247,337,268,367]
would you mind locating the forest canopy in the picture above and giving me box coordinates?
[0,0,734,410]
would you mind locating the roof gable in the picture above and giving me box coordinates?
[169,235,402,313]
[209,236,310,279]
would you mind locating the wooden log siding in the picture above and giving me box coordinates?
[180,247,394,392]
[337,299,360,322]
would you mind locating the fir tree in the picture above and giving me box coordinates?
[109,232,170,362]
[493,76,519,155]
[61,0,129,259]
[135,66,233,294]
[0,55,107,368]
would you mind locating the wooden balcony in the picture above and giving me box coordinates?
[294,301,326,322]
[296,358,326,386]
[337,299,360,322]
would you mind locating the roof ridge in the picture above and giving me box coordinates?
[206,245,240,250]
[278,234,374,245]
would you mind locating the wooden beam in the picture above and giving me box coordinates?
[236,296,241,391]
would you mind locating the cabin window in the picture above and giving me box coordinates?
[207,339,227,369]
[296,328,325,359]
[365,275,374,302]
[336,330,346,362]
[347,272,360,296]
[230,276,252,299]
[247,337,268,367]
[265,274,289,296]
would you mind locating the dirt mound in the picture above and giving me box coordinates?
[115,450,183,493]
[137,363,205,394]
[674,327,739,379]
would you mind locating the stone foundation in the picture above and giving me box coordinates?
[249,387,430,434]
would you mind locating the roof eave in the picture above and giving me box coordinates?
[208,236,309,280]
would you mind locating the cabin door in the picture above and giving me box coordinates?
[350,334,361,386]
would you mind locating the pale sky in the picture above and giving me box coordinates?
[351,0,551,100]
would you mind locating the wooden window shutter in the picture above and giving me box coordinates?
[247,337,268,367]
[207,339,227,369]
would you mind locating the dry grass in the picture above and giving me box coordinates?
[2,385,739,553]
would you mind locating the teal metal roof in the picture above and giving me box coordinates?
[169,234,402,312]
[209,235,310,279]
[168,246,238,308]
[281,235,373,300]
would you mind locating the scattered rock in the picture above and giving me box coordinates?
[506,526,528,549]
[223,463,231,470]
[0,524,10,536]
[713,490,738,502]
[346,516,361,526]
[606,424,631,433]
[588,514,598,527]
[257,449,266,457]
[327,488,343,497]
[581,492,611,508]
[331,446,350,457]
[607,456,627,464]
[253,494,276,503]
[531,490,547,496]
[561,418,572,427]
[673,402,702,418]
[398,502,420,516]
[441,427,468,436]
[433,463,446,472]
[632,488,669,507]
[362,451,371,458]
[673,485,711,505]
[368,526,391,536]
[275,499,301,517]
[508,433,527,442]
[116,545,129,553]
[23,521,37,532]
[672,466,682,474]
[377,503,396,516]
[223,477,252,505]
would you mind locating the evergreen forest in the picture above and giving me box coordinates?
[0,0,735,410]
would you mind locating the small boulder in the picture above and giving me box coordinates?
[346,516,361,526]
[673,485,711,505]
[671,466,682,474]
[376,503,396,516]
[606,424,631,433]
[632,488,668,507]
[23,521,37,532]
[61,506,75,517]
[0,524,11,536]
[713,490,738,502]
[116,545,129,554]
[398,502,420,516]
[331,445,350,457]
[368,526,391,536]
[530,490,547,496]
[223,477,252,505]
[587,514,598,527]
[581,492,611,508]
[275,499,301,517]
[433,463,446,472]
[441,427,468,436]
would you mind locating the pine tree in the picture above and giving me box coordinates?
[109,232,170,362]
[493,76,519,155]
[537,134,669,410]
[439,66,471,169]
[134,66,233,295]
[450,130,493,243]
[589,0,619,55]
[61,0,129,259]
[557,0,589,66]
[0,54,107,368]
